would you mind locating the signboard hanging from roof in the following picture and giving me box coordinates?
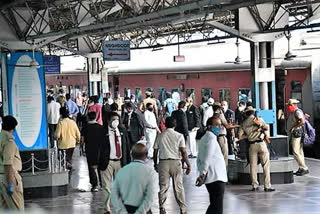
[103,40,131,61]
[43,55,61,74]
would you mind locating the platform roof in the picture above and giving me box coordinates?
[1,0,320,55]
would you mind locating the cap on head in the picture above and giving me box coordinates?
[207,98,214,105]
[287,98,300,105]
[213,102,221,107]
[244,106,256,112]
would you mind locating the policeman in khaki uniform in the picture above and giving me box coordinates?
[238,107,275,192]
[0,116,24,211]
[141,91,158,117]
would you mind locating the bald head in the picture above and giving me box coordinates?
[131,143,148,161]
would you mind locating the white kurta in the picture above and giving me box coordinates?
[144,110,158,157]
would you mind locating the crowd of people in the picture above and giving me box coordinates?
[0,87,312,213]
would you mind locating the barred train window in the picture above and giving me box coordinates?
[201,88,212,103]
[219,88,231,105]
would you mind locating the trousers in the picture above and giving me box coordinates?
[249,141,271,188]
[205,181,225,214]
[125,204,152,214]
[101,160,121,212]
[158,160,187,213]
[187,130,198,156]
[290,134,308,170]
[145,128,157,158]
[0,174,24,211]
[48,124,57,148]
[217,136,228,168]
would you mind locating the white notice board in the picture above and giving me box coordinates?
[103,40,131,61]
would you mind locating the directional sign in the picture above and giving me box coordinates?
[103,40,131,61]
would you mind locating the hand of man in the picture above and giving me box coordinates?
[7,184,14,196]
[195,174,206,187]
[154,164,158,173]
[185,167,191,175]
[92,165,98,169]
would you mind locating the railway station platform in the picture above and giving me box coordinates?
[24,147,320,214]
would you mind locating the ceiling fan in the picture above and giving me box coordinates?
[7,45,59,68]
[225,38,249,64]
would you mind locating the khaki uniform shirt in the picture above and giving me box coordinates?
[216,111,227,135]
[0,131,22,174]
[238,115,266,142]
[286,109,304,133]
[142,98,158,114]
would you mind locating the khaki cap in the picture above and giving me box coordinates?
[244,106,256,112]
[287,98,300,105]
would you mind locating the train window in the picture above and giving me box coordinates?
[219,88,231,104]
[291,81,302,108]
[124,88,131,97]
[201,88,212,104]
[158,88,166,105]
[135,88,142,103]
[238,88,251,103]
[186,88,196,103]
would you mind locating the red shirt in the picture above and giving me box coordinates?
[88,103,103,125]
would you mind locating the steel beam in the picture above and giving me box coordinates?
[26,0,279,40]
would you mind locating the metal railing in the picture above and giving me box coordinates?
[22,148,67,175]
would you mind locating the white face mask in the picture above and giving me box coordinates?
[111,120,119,129]
[222,106,228,112]
[131,99,135,103]
[239,106,245,112]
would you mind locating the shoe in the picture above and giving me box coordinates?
[104,212,112,214]
[160,208,166,214]
[294,168,303,175]
[192,155,197,158]
[296,169,309,176]
[91,186,99,192]
[264,187,276,192]
[188,154,193,158]
[251,187,259,192]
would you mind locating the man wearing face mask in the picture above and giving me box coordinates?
[286,99,309,176]
[238,106,275,192]
[221,101,235,155]
[171,101,189,141]
[200,98,215,128]
[213,103,239,168]
[144,103,161,159]
[99,112,131,214]
[142,91,158,118]
[121,103,145,148]
[186,97,201,158]
[196,115,228,214]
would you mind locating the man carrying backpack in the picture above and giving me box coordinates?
[286,99,309,176]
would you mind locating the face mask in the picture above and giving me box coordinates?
[131,99,135,103]
[287,105,296,113]
[128,110,133,114]
[211,126,222,136]
[239,106,245,112]
[222,106,228,112]
[111,120,119,129]
[148,108,153,112]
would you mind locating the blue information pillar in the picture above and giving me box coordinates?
[251,42,277,136]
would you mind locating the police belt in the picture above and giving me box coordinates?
[248,139,264,144]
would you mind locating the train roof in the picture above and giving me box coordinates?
[105,59,311,75]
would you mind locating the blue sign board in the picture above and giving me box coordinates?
[103,40,131,61]
[43,55,60,74]
[7,52,48,150]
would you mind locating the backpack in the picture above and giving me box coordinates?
[303,119,316,145]
[294,110,316,145]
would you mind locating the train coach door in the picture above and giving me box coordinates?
[113,75,119,97]
[275,70,286,135]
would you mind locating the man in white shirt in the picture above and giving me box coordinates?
[111,143,156,214]
[196,115,228,214]
[201,97,214,127]
[144,103,161,158]
[153,117,191,214]
[47,96,61,148]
